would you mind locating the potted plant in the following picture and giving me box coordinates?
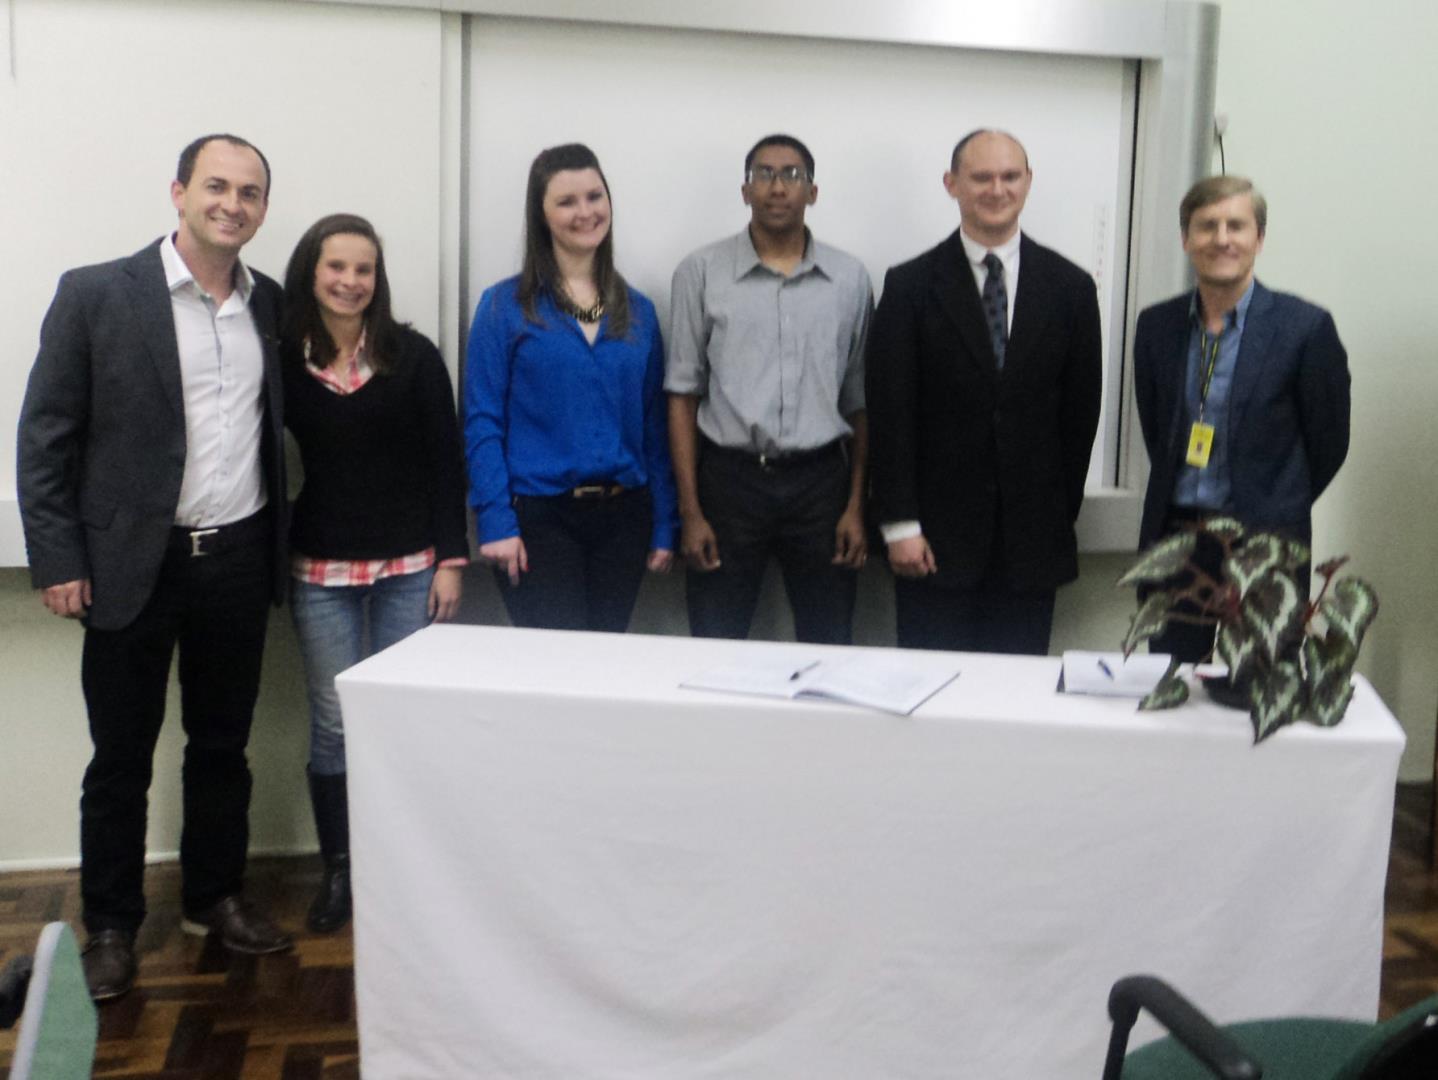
[1117,518,1379,743]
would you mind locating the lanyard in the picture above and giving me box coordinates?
[1195,329,1222,424]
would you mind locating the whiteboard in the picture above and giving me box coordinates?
[467,16,1135,491]
[0,0,447,562]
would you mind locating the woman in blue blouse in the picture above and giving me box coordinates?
[465,143,677,630]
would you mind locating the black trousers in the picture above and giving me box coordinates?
[686,441,856,644]
[497,487,652,632]
[895,575,1056,656]
[79,532,271,934]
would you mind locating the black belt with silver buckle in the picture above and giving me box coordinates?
[704,438,843,471]
[169,509,269,558]
[568,483,629,500]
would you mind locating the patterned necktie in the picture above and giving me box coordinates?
[982,252,1008,369]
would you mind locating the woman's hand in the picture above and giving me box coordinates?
[428,566,464,622]
[647,548,674,573]
[479,536,528,586]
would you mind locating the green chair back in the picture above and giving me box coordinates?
[8,923,99,1080]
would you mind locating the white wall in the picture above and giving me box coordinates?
[1205,0,1438,777]
[0,0,449,559]
[4,0,1435,869]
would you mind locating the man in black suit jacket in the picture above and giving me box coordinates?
[867,130,1102,654]
[17,134,292,1001]
[1135,175,1350,661]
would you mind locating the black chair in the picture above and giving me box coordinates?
[1103,975,1438,1079]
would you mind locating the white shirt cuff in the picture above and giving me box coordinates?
[880,520,923,543]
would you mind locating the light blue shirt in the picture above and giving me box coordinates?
[1173,280,1255,510]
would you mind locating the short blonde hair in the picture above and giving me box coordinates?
[1180,175,1267,236]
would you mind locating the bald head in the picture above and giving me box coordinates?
[950,129,1029,173]
[943,130,1033,246]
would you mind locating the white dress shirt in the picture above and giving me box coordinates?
[958,227,1021,335]
[160,233,267,529]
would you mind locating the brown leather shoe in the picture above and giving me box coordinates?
[81,929,137,1002]
[181,896,293,955]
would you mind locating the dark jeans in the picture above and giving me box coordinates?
[79,533,271,934]
[686,441,856,644]
[497,487,652,632]
[895,575,1056,655]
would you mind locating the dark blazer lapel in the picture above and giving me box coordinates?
[929,229,998,376]
[1005,234,1054,381]
[1226,280,1275,438]
[250,278,283,416]
[126,240,184,420]
[1162,300,1193,456]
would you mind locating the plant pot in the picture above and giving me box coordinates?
[1199,673,1251,711]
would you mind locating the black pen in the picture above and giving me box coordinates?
[1097,658,1116,680]
[790,660,821,681]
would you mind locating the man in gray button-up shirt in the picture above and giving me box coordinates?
[666,134,873,643]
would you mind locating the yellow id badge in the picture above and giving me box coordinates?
[1186,422,1215,468]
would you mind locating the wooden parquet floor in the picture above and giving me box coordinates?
[0,857,357,1079]
[3,785,1438,1078]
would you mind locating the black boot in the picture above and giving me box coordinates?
[307,770,352,933]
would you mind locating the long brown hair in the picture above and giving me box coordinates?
[518,143,630,339]
[282,213,404,373]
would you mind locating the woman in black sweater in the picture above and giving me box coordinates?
[281,213,468,932]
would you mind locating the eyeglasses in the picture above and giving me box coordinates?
[746,165,810,187]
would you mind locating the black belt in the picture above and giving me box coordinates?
[703,438,843,471]
[1165,505,1228,527]
[169,509,269,558]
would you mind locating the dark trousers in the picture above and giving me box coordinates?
[497,488,652,632]
[895,575,1056,655]
[686,441,856,644]
[79,534,271,934]
[1147,512,1224,664]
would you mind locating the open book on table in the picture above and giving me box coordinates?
[680,652,960,716]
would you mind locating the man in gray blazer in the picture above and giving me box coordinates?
[17,134,292,1002]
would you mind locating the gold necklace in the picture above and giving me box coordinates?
[557,288,604,323]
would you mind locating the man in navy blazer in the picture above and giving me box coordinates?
[867,130,1102,654]
[17,134,293,1001]
[1134,175,1351,661]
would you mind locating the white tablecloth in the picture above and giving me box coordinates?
[336,625,1404,1079]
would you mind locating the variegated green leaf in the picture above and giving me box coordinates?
[1251,660,1303,743]
[1201,516,1246,541]
[1117,532,1198,588]
[1279,537,1311,572]
[1139,667,1189,711]
[1302,635,1358,728]
[1122,592,1174,657]
[1240,573,1306,664]
[1222,535,1287,594]
[1215,619,1257,684]
[1310,679,1356,727]
[1320,577,1379,651]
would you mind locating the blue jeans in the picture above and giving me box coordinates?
[290,567,434,775]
